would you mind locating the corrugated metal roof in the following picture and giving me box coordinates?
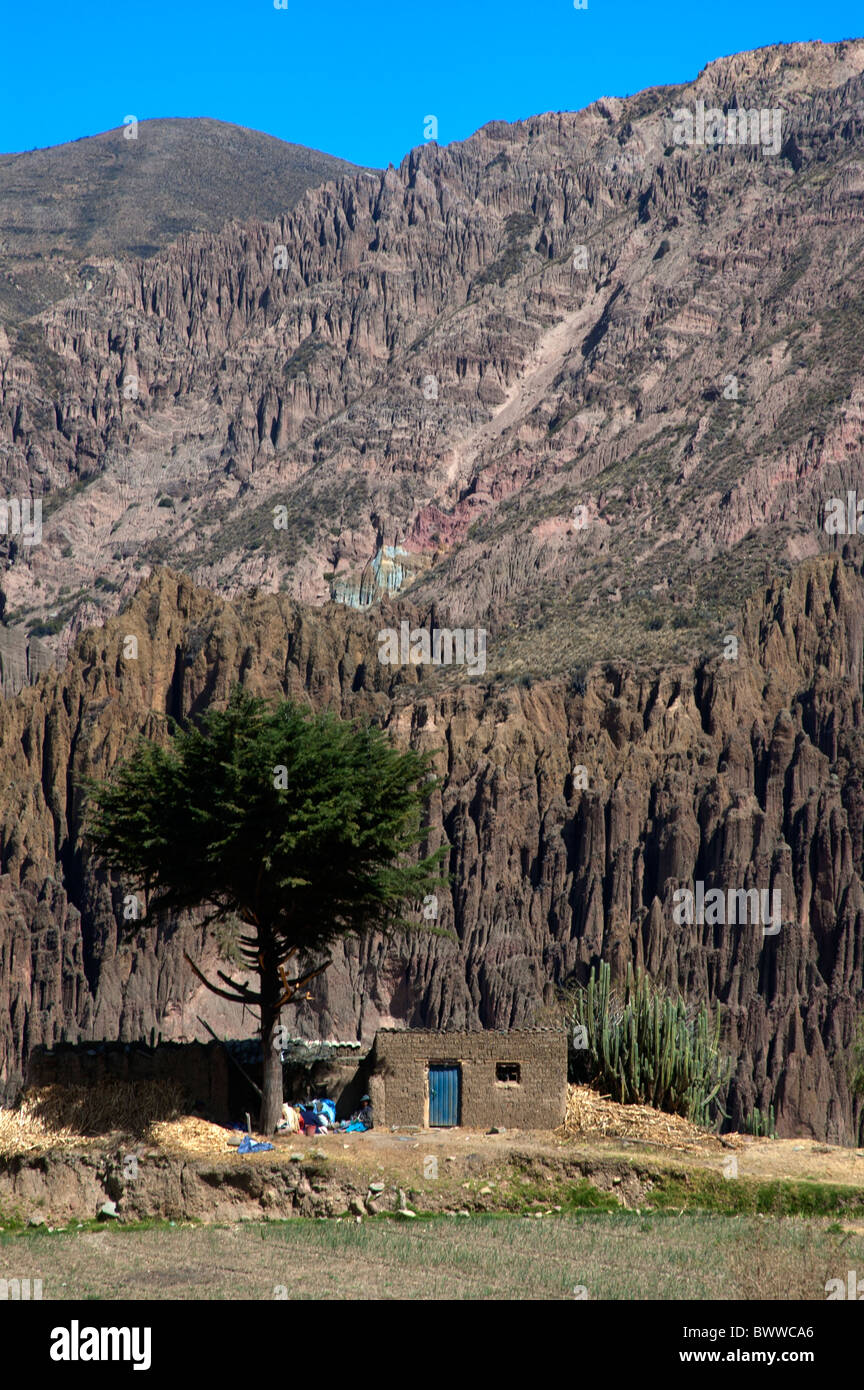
[226,1038,365,1063]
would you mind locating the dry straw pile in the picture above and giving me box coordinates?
[0,1081,187,1154]
[557,1084,737,1152]
[0,1083,270,1158]
[148,1115,244,1156]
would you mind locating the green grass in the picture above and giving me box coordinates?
[1,1211,860,1300]
[647,1173,864,1219]
[0,1216,195,1241]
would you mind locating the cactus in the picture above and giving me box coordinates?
[568,961,730,1127]
[743,1104,777,1139]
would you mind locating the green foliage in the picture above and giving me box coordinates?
[475,211,540,287]
[27,617,63,637]
[567,961,729,1127]
[647,1174,864,1218]
[83,687,447,965]
[743,1105,777,1139]
[212,914,246,967]
[498,1176,618,1214]
[283,334,324,379]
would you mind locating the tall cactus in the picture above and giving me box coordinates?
[568,961,730,1127]
[744,1104,777,1138]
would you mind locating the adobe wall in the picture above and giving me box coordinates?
[26,1041,231,1117]
[25,1041,371,1123]
[371,1029,567,1129]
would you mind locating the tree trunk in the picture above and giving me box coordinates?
[260,1005,284,1134]
[257,929,285,1134]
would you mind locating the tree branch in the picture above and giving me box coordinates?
[275,960,331,1009]
[216,969,262,1004]
[184,952,258,1006]
[196,1016,263,1102]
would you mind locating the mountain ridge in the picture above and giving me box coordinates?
[2,40,864,690]
[3,41,864,1140]
[0,116,372,323]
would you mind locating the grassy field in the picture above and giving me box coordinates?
[2,1211,862,1301]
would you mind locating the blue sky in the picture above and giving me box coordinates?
[1,0,861,165]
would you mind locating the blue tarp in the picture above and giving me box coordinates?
[237,1135,274,1154]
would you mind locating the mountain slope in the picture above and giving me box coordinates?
[2,42,864,690]
[3,42,864,1142]
[0,117,370,323]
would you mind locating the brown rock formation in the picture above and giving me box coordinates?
[4,40,864,1145]
[1,555,863,1142]
[3,41,864,688]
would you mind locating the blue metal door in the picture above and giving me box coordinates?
[428,1065,460,1126]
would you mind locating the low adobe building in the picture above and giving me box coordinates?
[25,1030,568,1132]
[369,1028,567,1129]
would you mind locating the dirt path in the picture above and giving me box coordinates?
[287,1125,864,1189]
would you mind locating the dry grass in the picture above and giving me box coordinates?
[557,1085,740,1153]
[148,1116,255,1157]
[0,1084,276,1159]
[5,1213,860,1301]
[0,1083,187,1154]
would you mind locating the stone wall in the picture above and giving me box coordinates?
[371,1029,567,1129]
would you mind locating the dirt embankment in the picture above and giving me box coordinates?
[4,1124,864,1226]
[0,1132,645,1225]
[3,1083,864,1226]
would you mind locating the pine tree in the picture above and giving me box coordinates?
[84,688,446,1132]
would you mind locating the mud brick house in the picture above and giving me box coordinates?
[369,1028,567,1129]
[25,1030,567,1131]
[24,1038,367,1122]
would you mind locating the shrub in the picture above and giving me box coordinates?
[27,618,63,638]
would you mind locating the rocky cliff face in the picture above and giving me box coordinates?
[1,556,863,1142]
[0,118,368,325]
[3,41,864,689]
[4,40,864,1142]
